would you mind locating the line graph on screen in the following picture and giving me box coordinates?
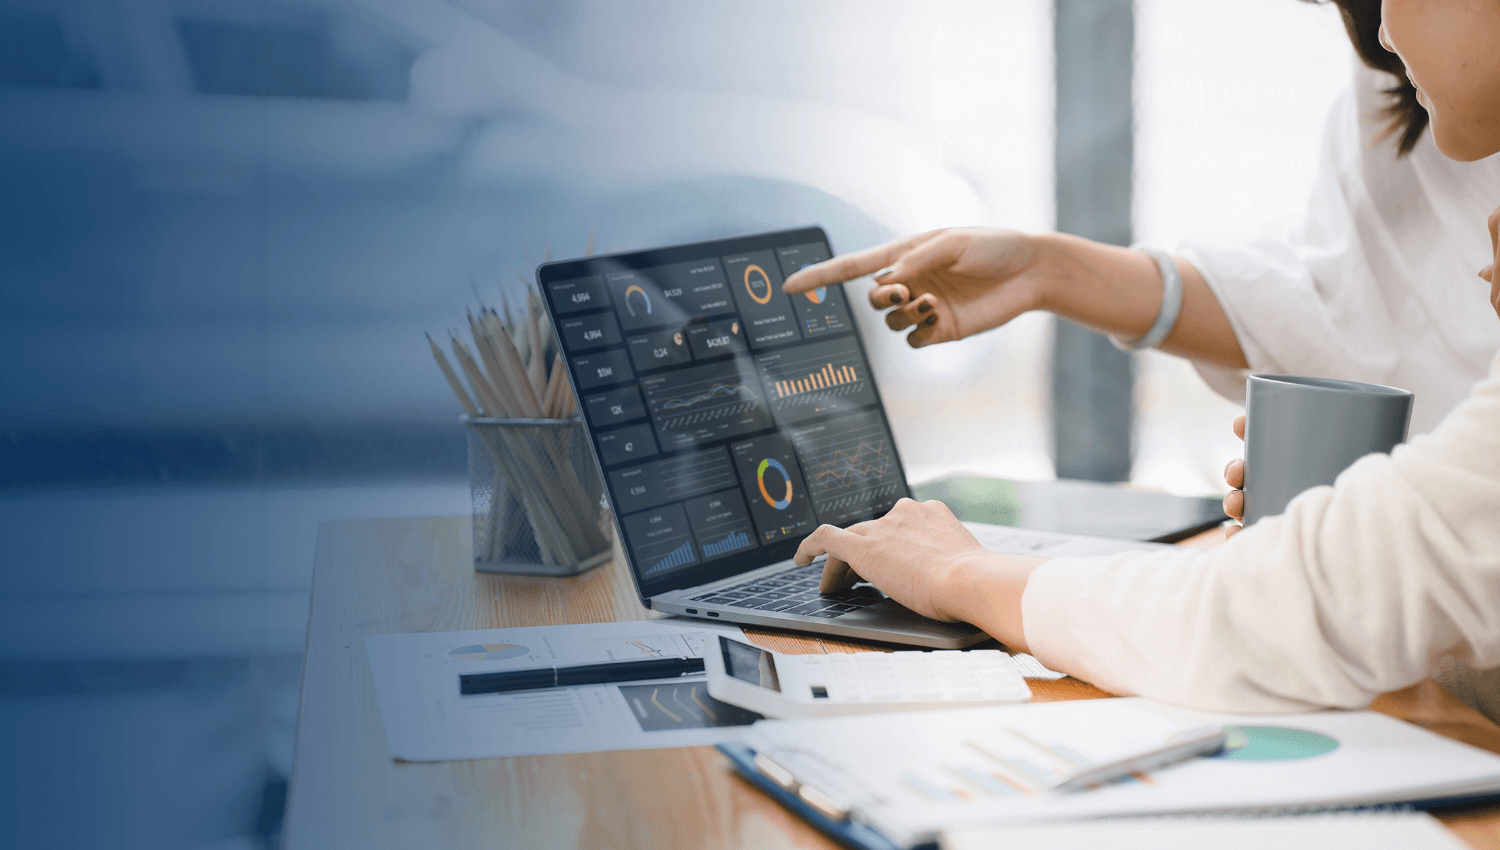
[790,411,906,522]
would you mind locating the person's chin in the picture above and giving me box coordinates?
[1429,117,1500,162]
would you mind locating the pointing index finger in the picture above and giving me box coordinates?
[782,233,931,294]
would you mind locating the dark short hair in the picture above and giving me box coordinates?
[1311,0,1427,155]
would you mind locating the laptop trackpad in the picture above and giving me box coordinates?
[836,598,983,640]
[843,598,933,624]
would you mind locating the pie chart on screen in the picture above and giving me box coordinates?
[805,286,827,304]
[448,643,529,661]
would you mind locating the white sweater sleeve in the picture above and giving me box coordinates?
[1021,353,1500,713]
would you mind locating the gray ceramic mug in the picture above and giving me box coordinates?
[1241,374,1414,527]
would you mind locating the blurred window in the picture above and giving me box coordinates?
[1133,0,1354,494]
[0,10,97,89]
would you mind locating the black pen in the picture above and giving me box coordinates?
[459,656,705,695]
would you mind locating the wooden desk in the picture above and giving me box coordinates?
[284,516,1500,849]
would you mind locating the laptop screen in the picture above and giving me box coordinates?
[538,227,912,599]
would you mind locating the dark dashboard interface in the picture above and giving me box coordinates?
[539,228,911,596]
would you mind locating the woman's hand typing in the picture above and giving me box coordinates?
[795,498,1043,650]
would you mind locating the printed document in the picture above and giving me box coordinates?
[943,811,1468,850]
[366,619,753,761]
[742,698,1500,848]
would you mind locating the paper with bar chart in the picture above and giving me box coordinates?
[789,410,905,525]
[365,620,756,761]
[756,336,878,424]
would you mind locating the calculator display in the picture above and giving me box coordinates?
[720,636,781,692]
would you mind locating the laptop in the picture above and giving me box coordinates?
[538,227,1171,648]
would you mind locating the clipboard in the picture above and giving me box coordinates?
[720,701,1500,850]
[720,740,1500,850]
[717,742,928,850]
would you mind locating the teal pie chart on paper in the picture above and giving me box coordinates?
[1214,726,1339,761]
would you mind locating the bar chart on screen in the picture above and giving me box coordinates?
[756,336,878,424]
[683,488,759,561]
[620,503,701,576]
[772,362,858,398]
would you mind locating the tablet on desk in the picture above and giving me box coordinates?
[913,475,1227,544]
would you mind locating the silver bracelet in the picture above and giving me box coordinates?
[1110,245,1183,352]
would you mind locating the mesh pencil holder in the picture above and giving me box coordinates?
[463,415,612,576]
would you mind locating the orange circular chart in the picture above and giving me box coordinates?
[743,264,773,305]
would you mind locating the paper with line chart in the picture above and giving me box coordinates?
[365,620,756,761]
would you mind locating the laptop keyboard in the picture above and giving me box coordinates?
[688,562,886,618]
[686,527,1073,618]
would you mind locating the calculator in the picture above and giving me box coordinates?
[704,635,1032,718]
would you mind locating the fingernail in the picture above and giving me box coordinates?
[873,265,896,281]
[924,314,937,326]
[917,302,931,314]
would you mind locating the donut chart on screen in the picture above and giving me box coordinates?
[757,458,793,510]
[743,264,773,305]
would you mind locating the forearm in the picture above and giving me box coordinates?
[934,551,1046,652]
[1032,232,1249,369]
[1024,364,1500,710]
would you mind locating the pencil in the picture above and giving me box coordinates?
[470,311,522,418]
[428,333,479,417]
[451,336,505,417]
[488,312,544,417]
[527,291,547,398]
[541,353,564,418]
